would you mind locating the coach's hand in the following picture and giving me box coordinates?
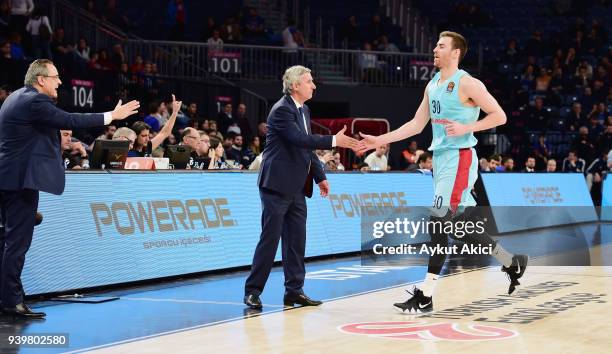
[111,99,141,120]
[318,180,330,198]
[335,125,359,150]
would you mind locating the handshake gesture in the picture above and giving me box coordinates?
[334,126,381,154]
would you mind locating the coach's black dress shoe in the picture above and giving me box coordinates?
[244,294,263,309]
[283,293,322,307]
[2,303,46,319]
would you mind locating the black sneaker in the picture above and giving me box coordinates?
[393,287,433,313]
[501,254,528,294]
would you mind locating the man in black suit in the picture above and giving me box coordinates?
[0,59,139,318]
[244,65,358,309]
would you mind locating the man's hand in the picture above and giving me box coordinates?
[335,125,359,150]
[356,132,380,154]
[444,120,472,137]
[318,180,330,197]
[111,99,140,120]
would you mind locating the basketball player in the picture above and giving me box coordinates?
[357,31,528,312]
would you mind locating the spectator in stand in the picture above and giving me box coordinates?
[534,67,551,93]
[562,150,586,173]
[208,120,223,141]
[519,65,535,92]
[596,125,612,158]
[201,16,215,42]
[399,140,418,170]
[185,102,202,127]
[563,47,578,73]
[8,0,33,39]
[112,127,136,151]
[209,137,230,169]
[242,7,265,40]
[143,101,167,132]
[522,156,537,172]
[580,87,595,112]
[546,158,557,172]
[282,19,301,62]
[587,115,604,142]
[226,134,253,168]
[533,134,552,166]
[7,32,24,60]
[191,131,213,169]
[368,14,385,42]
[26,8,52,59]
[130,55,144,74]
[249,135,261,156]
[504,39,520,64]
[333,151,345,171]
[364,144,389,171]
[572,126,596,163]
[257,121,267,150]
[60,130,89,169]
[0,84,11,106]
[75,38,91,61]
[359,42,380,83]
[110,43,125,70]
[97,49,112,70]
[180,127,201,166]
[527,97,549,131]
[236,103,252,141]
[502,156,514,172]
[217,102,235,135]
[588,101,607,124]
[96,124,117,141]
[220,16,241,44]
[207,29,224,53]
[407,152,432,174]
[341,15,359,49]
[129,94,181,157]
[525,31,544,57]
[568,102,587,131]
[488,154,502,172]
[377,35,399,52]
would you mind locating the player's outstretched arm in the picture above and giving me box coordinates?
[357,86,431,152]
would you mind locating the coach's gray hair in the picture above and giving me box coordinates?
[282,65,311,95]
[24,59,54,86]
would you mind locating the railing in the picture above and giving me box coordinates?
[122,40,434,87]
[476,131,578,158]
[50,0,127,51]
[380,0,435,53]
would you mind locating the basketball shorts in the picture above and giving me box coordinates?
[431,147,478,217]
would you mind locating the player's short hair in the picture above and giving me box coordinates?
[439,31,468,63]
[282,65,311,95]
[24,59,54,86]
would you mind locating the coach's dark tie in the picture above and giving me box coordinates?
[299,106,314,197]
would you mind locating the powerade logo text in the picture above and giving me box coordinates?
[90,198,236,237]
[329,192,408,218]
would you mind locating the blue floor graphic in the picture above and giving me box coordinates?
[0,222,609,353]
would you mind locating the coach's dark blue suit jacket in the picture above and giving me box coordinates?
[257,95,332,196]
[0,86,104,195]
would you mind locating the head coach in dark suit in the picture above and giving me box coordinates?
[0,59,139,319]
[244,65,358,309]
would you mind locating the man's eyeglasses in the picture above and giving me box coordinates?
[39,75,60,79]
